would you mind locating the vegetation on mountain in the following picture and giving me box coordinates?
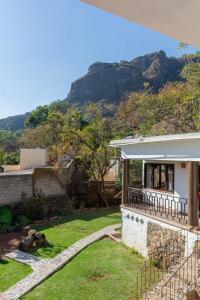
[1,53,200,185]
[0,50,197,132]
[0,113,29,131]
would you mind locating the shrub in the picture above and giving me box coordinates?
[21,190,47,220]
[0,206,12,225]
[16,215,31,227]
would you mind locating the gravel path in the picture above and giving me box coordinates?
[3,224,121,300]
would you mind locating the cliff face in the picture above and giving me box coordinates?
[67,51,184,105]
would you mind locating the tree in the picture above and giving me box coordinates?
[61,104,117,207]
[25,105,50,128]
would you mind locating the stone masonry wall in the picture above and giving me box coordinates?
[0,175,32,206]
[34,175,65,196]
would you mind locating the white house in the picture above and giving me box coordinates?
[110,132,200,256]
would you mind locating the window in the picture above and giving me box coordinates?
[144,163,174,192]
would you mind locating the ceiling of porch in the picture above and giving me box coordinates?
[81,0,200,48]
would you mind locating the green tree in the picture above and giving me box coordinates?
[25,105,50,128]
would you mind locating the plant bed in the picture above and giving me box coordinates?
[0,231,25,255]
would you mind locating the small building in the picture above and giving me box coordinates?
[110,132,200,256]
[3,148,48,173]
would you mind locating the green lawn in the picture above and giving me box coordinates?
[23,239,144,300]
[33,208,121,258]
[0,259,31,292]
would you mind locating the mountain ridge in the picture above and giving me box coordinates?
[0,50,191,131]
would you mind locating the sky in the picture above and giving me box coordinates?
[0,0,199,119]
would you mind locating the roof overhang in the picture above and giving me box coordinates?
[81,0,200,48]
[110,132,200,161]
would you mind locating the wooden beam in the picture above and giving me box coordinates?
[122,159,129,205]
[188,162,199,227]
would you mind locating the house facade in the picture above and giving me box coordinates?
[110,132,200,257]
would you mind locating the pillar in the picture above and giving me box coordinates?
[188,161,199,227]
[122,159,130,206]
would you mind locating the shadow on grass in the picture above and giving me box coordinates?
[34,207,120,232]
[0,259,9,265]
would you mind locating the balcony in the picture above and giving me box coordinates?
[126,187,189,226]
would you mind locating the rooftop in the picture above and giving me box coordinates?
[110,132,200,148]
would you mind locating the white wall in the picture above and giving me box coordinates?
[121,207,198,258]
[20,149,48,170]
[174,162,189,199]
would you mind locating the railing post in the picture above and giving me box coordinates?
[188,161,199,227]
[122,159,130,206]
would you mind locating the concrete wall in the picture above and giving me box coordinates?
[121,207,198,258]
[0,164,75,207]
[2,165,21,173]
[20,149,48,170]
[0,174,32,206]
[35,175,65,196]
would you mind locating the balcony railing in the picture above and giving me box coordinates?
[127,188,188,225]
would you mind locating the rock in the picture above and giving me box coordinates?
[32,232,46,247]
[66,51,184,106]
[27,229,37,237]
[186,289,200,300]
[23,226,32,236]
[18,237,34,252]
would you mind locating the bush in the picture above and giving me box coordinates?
[21,190,47,220]
[0,206,12,225]
[16,215,31,227]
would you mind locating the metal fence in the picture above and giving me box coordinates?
[135,230,185,299]
[128,187,188,225]
[135,230,200,299]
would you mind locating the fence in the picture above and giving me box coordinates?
[128,188,188,225]
[135,229,200,299]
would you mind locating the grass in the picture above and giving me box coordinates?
[23,239,145,300]
[0,259,32,292]
[33,208,121,258]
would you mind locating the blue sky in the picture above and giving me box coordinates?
[0,0,199,119]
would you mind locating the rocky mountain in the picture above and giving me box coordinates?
[67,50,184,105]
[0,51,190,131]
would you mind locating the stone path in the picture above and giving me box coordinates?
[6,250,50,272]
[3,224,121,300]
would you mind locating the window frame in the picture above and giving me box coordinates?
[144,163,174,193]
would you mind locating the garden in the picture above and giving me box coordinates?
[0,208,150,299]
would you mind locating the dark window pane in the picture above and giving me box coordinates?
[168,165,174,192]
[146,165,153,188]
[160,165,167,190]
[144,163,174,193]
[153,165,160,188]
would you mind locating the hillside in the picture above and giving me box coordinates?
[67,50,184,105]
[0,113,29,131]
[0,50,190,131]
